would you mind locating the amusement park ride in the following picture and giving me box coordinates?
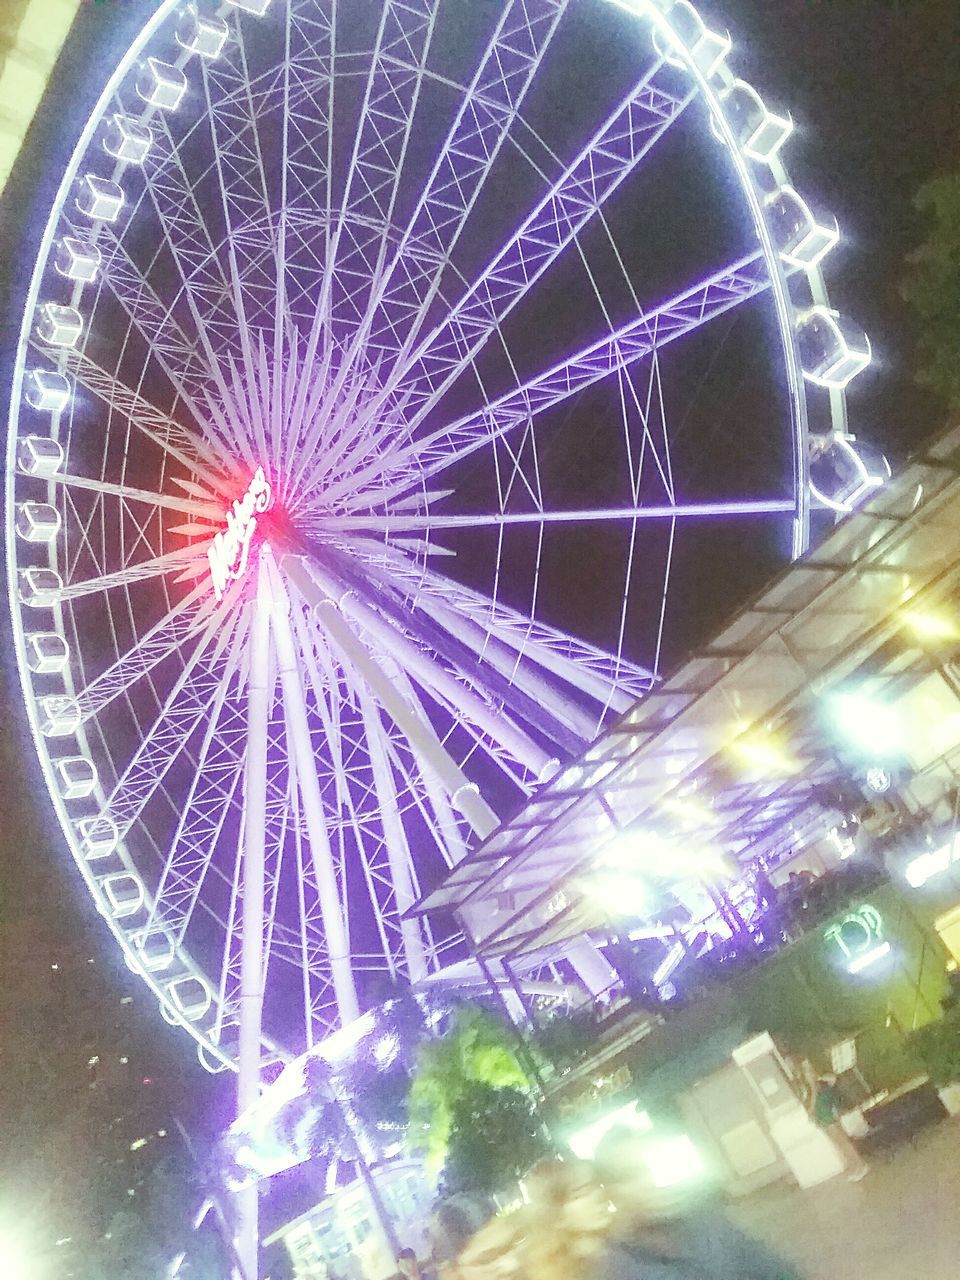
[5,1,883,1273]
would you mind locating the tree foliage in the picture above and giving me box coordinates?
[901,173,960,412]
[406,1005,535,1176]
[443,1081,550,1197]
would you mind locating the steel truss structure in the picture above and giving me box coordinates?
[6,1,879,1267]
[419,430,960,962]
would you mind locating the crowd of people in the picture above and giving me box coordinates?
[405,1127,799,1280]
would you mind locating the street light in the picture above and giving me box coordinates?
[828,690,903,758]
[0,1227,41,1280]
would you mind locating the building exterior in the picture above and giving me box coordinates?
[264,1159,433,1280]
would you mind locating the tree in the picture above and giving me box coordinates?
[901,172,960,412]
[443,1081,550,1197]
[406,1005,537,1177]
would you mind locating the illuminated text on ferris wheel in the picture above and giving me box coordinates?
[207,467,273,601]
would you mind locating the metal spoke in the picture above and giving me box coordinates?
[332,252,772,509]
[331,0,568,397]
[316,0,438,347]
[68,582,226,724]
[55,547,204,602]
[89,601,246,845]
[327,54,695,477]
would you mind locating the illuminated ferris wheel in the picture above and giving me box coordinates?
[7,0,878,1096]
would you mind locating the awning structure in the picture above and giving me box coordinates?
[414,428,960,961]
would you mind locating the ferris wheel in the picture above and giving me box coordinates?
[7,0,876,1088]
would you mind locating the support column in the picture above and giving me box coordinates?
[360,691,429,983]
[267,557,361,1025]
[284,554,500,839]
[236,555,273,1280]
[291,555,555,779]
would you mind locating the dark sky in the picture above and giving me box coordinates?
[1,0,958,1254]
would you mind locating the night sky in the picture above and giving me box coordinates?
[1,0,958,1260]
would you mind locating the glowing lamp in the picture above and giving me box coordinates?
[829,691,902,758]
[0,1227,37,1280]
[644,1134,707,1187]
[847,941,890,974]
[905,836,960,888]
[566,1101,653,1160]
[899,609,959,643]
[728,725,798,776]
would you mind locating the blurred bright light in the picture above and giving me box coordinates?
[900,608,958,643]
[829,692,902,757]
[0,1228,39,1280]
[583,869,652,918]
[644,1134,707,1188]
[373,1033,399,1067]
[847,941,891,974]
[728,725,798,776]
[905,835,960,888]
[566,1101,653,1160]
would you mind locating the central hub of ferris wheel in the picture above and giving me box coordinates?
[207,466,274,601]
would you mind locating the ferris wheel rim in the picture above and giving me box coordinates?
[6,0,863,1074]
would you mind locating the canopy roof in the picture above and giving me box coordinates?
[414,428,960,960]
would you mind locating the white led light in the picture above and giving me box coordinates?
[25,632,70,675]
[103,114,153,164]
[55,755,98,800]
[77,174,125,222]
[36,303,83,348]
[176,8,229,58]
[38,695,81,738]
[16,501,62,543]
[847,941,891,974]
[55,237,102,282]
[25,368,71,412]
[797,307,872,390]
[18,567,62,607]
[77,815,119,861]
[905,836,960,888]
[137,58,188,111]
[17,435,64,477]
